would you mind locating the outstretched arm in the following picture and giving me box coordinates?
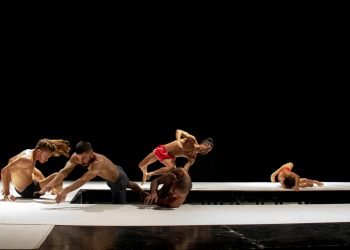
[39,158,77,194]
[55,169,99,203]
[176,129,198,144]
[270,162,294,182]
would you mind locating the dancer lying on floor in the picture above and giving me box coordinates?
[144,167,192,208]
[270,162,324,191]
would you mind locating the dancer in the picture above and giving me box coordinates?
[139,129,213,184]
[41,141,148,204]
[1,138,71,201]
[144,168,192,208]
[270,162,324,191]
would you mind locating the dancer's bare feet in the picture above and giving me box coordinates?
[142,172,151,185]
[315,181,324,186]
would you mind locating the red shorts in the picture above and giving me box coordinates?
[153,145,175,162]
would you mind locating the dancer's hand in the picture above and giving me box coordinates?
[56,191,67,203]
[144,193,158,205]
[1,194,16,201]
[39,185,53,195]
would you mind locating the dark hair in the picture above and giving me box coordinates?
[201,137,214,149]
[75,141,93,154]
[283,175,296,188]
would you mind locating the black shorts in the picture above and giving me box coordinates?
[15,180,41,198]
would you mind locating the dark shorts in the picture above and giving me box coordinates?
[107,165,129,204]
[15,180,42,198]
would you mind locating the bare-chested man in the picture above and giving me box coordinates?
[270,162,324,191]
[144,168,192,208]
[1,139,71,201]
[40,141,148,204]
[139,129,213,184]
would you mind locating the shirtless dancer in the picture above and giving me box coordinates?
[40,140,148,204]
[270,162,324,191]
[144,167,192,208]
[1,139,71,201]
[139,129,213,184]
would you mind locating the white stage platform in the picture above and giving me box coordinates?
[2,181,350,200]
[1,201,350,226]
[1,181,350,226]
[32,181,350,194]
[1,181,350,249]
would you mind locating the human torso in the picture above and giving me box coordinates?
[164,139,198,159]
[10,149,36,191]
[73,153,119,182]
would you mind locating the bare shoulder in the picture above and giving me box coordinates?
[91,154,110,167]
[69,153,80,164]
[13,149,33,160]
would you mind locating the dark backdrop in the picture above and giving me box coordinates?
[1,18,348,183]
[1,90,348,183]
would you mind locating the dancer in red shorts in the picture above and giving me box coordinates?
[138,129,213,185]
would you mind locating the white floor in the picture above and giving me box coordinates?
[0,224,53,249]
[0,181,349,226]
[45,180,350,195]
[1,201,350,226]
[2,181,350,200]
[1,181,350,249]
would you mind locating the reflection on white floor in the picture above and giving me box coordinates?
[1,202,350,226]
[0,181,350,227]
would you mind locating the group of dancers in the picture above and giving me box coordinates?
[1,129,322,208]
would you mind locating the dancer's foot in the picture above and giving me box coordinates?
[142,172,151,185]
[316,181,324,186]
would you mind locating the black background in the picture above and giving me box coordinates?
[1,15,348,183]
[1,83,348,183]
